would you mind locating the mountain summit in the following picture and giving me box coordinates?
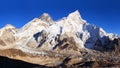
[40,13,54,24]
[0,10,119,67]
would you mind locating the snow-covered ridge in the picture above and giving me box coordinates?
[0,10,119,53]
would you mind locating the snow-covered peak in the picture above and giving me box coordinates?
[67,10,86,24]
[0,24,16,35]
[107,33,119,40]
[3,24,16,29]
[68,10,80,18]
[0,24,16,37]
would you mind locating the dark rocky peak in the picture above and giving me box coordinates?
[40,13,54,23]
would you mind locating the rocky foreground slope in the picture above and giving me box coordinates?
[0,10,120,68]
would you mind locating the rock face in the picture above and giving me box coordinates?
[0,10,119,67]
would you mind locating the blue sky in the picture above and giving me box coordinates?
[0,0,120,35]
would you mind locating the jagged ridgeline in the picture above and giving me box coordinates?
[0,10,118,50]
[0,10,119,67]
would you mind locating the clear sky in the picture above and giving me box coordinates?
[0,0,120,35]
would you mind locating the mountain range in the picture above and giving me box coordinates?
[0,10,120,68]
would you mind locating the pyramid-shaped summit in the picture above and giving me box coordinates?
[40,13,54,22]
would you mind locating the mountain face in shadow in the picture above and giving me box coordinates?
[0,56,50,68]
